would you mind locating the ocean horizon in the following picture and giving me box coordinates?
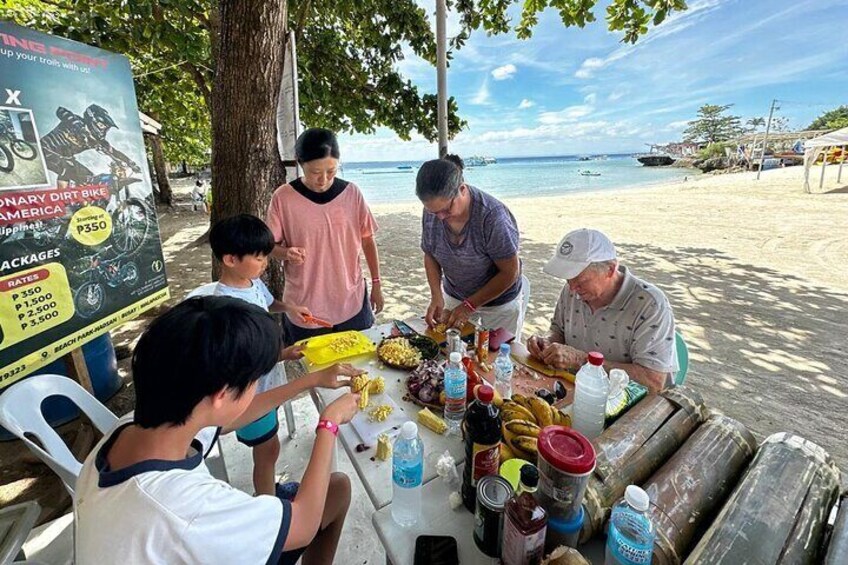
[341,154,693,204]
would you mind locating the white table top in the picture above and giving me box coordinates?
[372,463,606,565]
[310,323,467,510]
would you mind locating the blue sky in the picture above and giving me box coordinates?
[341,0,848,162]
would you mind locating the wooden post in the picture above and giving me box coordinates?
[63,347,93,394]
[684,433,841,564]
[644,414,757,565]
[580,387,707,542]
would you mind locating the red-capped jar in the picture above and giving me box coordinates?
[536,426,596,520]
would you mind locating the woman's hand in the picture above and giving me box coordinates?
[527,335,551,360]
[540,343,587,370]
[425,296,445,328]
[320,393,360,426]
[284,246,307,265]
[370,282,384,314]
[283,303,312,324]
[279,344,305,362]
[311,363,363,389]
[446,302,474,329]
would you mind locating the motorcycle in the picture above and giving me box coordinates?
[71,247,140,319]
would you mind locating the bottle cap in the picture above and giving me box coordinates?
[625,485,650,512]
[475,384,494,404]
[449,352,462,363]
[587,351,604,366]
[537,426,596,474]
[400,421,419,440]
[499,343,511,355]
[519,464,539,488]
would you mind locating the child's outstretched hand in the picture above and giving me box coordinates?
[312,363,363,389]
[284,303,313,324]
[279,344,305,361]
[321,393,360,426]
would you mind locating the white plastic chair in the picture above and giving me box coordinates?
[185,283,297,439]
[0,375,118,495]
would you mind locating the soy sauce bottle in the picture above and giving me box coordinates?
[462,384,502,512]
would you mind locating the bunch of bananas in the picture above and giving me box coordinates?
[500,394,570,462]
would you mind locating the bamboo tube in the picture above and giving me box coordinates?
[643,414,757,565]
[580,386,707,542]
[825,494,848,565]
[684,433,841,565]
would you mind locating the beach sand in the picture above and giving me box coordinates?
[368,165,848,475]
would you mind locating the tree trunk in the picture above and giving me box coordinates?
[212,0,288,292]
[146,134,173,206]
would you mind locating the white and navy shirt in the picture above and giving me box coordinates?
[74,422,290,564]
[214,279,285,393]
[550,265,678,384]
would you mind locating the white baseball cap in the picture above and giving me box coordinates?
[543,228,616,280]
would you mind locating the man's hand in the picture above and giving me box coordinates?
[320,393,360,426]
[540,343,587,370]
[279,344,305,362]
[370,283,384,314]
[425,296,445,328]
[445,303,473,329]
[284,303,313,324]
[310,363,363,389]
[284,247,306,265]
[527,335,552,360]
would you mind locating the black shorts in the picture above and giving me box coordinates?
[283,283,374,345]
[44,152,92,183]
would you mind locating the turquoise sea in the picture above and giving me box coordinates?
[342,154,692,204]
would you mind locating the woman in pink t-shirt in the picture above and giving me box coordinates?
[267,128,383,344]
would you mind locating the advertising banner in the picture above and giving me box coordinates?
[0,22,169,388]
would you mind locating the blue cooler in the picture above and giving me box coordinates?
[0,334,122,441]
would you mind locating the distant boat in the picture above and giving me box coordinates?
[465,155,497,167]
[593,155,608,161]
[578,156,591,161]
[579,170,601,176]
[397,165,413,170]
[636,154,675,166]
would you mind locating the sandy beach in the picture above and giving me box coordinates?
[128,164,848,476]
[366,165,848,476]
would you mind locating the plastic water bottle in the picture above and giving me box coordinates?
[572,352,610,440]
[392,421,424,527]
[443,352,467,436]
[605,485,655,565]
[494,343,514,399]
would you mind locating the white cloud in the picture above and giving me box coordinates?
[518,99,535,109]
[608,90,627,102]
[574,57,606,79]
[665,120,691,130]
[491,64,517,80]
[538,105,594,124]
[472,78,491,105]
[584,93,597,105]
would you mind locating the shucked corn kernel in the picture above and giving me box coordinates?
[378,338,421,367]
[329,334,360,353]
[358,387,370,410]
[376,433,392,461]
[367,376,385,395]
[351,373,370,393]
[368,404,393,423]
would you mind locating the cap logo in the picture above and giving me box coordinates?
[559,240,574,256]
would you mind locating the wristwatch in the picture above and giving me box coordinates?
[315,419,339,436]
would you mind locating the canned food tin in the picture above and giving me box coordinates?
[473,475,513,558]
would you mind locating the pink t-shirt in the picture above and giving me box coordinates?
[266,180,378,327]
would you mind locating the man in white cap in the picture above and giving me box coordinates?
[527,228,678,392]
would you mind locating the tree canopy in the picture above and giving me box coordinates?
[809,105,848,131]
[1,0,688,161]
[684,104,742,144]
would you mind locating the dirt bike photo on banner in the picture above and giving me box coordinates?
[0,21,170,388]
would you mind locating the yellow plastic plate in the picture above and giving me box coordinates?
[295,331,376,366]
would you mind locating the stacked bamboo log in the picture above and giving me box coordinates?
[642,413,757,565]
[684,433,841,564]
[580,386,707,542]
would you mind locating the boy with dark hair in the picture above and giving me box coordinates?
[208,213,314,495]
[75,297,361,564]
